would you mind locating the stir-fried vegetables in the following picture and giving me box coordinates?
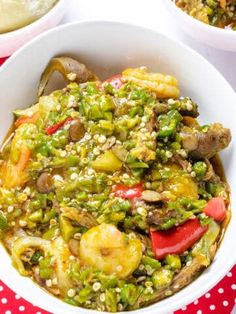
[0,57,231,312]
[175,0,236,30]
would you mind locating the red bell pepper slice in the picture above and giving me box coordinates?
[113,183,143,199]
[45,117,73,135]
[150,218,208,260]
[203,197,226,222]
[104,74,124,90]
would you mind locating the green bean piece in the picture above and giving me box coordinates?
[75,286,93,304]
[39,257,53,279]
[193,161,207,180]
[105,289,117,312]
[157,110,182,138]
[120,284,139,306]
[0,213,8,230]
[165,254,182,270]
[142,256,161,270]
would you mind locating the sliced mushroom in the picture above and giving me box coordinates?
[141,190,163,202]
[36,172,54,194]
[69,119,85,142]
[38,57,97,98]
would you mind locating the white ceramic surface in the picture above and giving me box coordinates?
[163,0,236,52]
[0,0,66,58]
[0,21,235,314]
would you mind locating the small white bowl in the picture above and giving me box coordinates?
[164,0,236,51]
[0,0,66,58]
[0,21,235,314]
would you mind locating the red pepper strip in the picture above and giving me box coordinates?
[45,117,73,135]
[113,183,143,199]
[203,197,226,222]
[104,74,124,90]
[150,218,208,260]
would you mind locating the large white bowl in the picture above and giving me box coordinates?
[0,0,66,58]
[163,0,236,51]
[0,21,235,314]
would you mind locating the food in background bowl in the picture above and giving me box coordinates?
[0,56,231,312]
[174,0,236,30]
[0,0,59,34]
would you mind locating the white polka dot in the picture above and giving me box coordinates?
[218,288,224,294]
[227,272,232,277]
[235,298,236,303]
[205,292,211,298]
[197,310,202,314]
[36,312,42,314]
[15,294,21,300]
[181,306,187,311]
[231,284,236,290]
[223,300,229,306]
[194,299,199,305]
[5,311,11,314]
[19,306,25,312]
[0,286,3,292]
[1,298,7,304]
[209,305,216,310]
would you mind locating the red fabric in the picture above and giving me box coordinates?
[0,56,235,313]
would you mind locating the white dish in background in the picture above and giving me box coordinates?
[0,0,66,58]
[163,0,236,51]
[0,21,235,314]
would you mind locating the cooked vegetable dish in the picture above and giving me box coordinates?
[0,57,231,312]
[175,0,236,30]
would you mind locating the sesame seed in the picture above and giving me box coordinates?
[73,233,81,240]
[166,151,173,158]
[87,169,94,176]
[53,175,64,182]
[60,151,67,157]
[115,288,121,293]
[100,293,106,302]
[52,278,58,285]
[7,206,14,213]
[98,135,106,144]
[168,98,175,105]
[140,122,146,128]
[186,100,193,111]
[70,173,79,180]
[19,220,27,227]
[123,173,129,179]
[190,171,196,177]
[56,105,61,111]
[116,265,123,272]
[46,279,52,287]
[76,146,81,153]
[92,282,101,292]
[84,134,91,140]
[93,148,100,155]
[67,288,76,298]
[67,73,77,81]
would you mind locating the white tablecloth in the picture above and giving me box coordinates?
[61,0,236,89]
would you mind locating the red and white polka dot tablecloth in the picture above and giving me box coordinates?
[0,56,235,314]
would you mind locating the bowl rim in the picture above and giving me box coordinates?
[0,0,65,38]
[165,0,236,36]
[0,19,235,314]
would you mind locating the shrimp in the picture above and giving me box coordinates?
[79,223,142,278]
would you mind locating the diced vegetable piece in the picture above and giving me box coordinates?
[165,254,182,270]
[142,256,161,269]
[150,218,208,259]
[157,110,182,138]
[203,197,226,222]
[120,284,139,306]
[192,219,220,266]
[92,150,122,172]
[0,213,8,230]
[59,215,77,242]
[113,183,143,199]
[104,74,123,90]
[15,112,40,127]
[17,146,31,172]
[152,269,173,290]
[192,161,207,180]
[39,257,53,279]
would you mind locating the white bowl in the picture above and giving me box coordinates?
[163,0,236,51]
[0,21,235,314]
[0,0,66,58]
